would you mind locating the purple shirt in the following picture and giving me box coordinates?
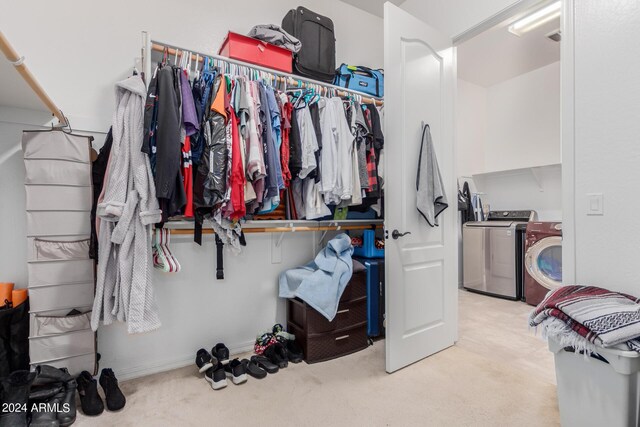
[180,71,199,136]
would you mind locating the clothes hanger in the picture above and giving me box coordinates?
[162,46,169,66]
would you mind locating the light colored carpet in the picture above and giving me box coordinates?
[75,290,559,426]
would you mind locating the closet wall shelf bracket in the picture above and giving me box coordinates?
[530,167,544,192]
[318,230,329,246]
[276,232,286,248]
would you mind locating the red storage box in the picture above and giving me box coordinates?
[218,32,292,73]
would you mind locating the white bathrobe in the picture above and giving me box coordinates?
[92,75,162,334]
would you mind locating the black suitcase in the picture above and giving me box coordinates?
[282,6,336,83]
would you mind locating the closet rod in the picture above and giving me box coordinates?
[168,224,383,236]
[148,40,384,107]
[0,31,68,126]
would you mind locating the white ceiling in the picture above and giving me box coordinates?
[339,0,407,18]
[0,54,50,111]
[457,16,560,87]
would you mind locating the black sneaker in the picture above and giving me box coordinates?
[195,348,215,373]
[99,369,126,411]
[212,343,230,365]
[286,340,304,363]
[224,359,248,385]
[204,363,227,390]
[76,371,104,416]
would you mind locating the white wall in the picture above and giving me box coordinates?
[456,62,561,220]
[485,61,561,172]
[566,1,640,295]
[473,165,562,221]
[456,79,487,177]
[0,0,383,132]
[0,0,383,379]
[457,62,560,177]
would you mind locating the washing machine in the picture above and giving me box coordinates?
[524,221,562,306]
[463,210,537,300]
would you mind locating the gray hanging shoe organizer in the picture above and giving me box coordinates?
[23,130,97,376]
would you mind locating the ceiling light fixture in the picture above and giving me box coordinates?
[508,1,561,36]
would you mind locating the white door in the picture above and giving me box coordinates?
[384,2,458,373]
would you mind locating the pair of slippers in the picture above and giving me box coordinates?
[153,228,181,273]
[241,356,279,379]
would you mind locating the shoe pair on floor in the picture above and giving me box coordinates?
[256,324,304,366]
[264,339,304,367]
[196,343,247,390]
[76,369,126,416]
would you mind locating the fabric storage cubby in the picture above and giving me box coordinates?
[26,186,92,212]
[24,160,91,186]
[33,238,90,261]
[23,130,97,375]
[27,259,94,286]
[30,329,95,365]
[30,312,92,337]
[28,283,94,313]
[26,211,92,237]
[21,131,92,162]
[27,237,90,261]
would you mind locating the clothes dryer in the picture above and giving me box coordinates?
[524,222,562,306]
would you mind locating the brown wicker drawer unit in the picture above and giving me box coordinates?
[287,271,368,363]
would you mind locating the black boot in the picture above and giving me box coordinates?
[76,371,103,416]
[0,370,36,427]
[99,369,126,411]
[58,369,76,427]
[8,299,29,372]
[28,383,64,427]
[0,308,12,378]
[29,365,76,426]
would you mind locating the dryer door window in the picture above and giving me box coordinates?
[537,245,562,282]
[525,236,562,290]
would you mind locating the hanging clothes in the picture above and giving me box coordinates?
[258,82,281,213]
[295,106,319,180]
[181,136,194,218]
[288,103,303,179]
[93,75,162,334]
[90,129,113,261]
[143,65,186,223]
[279,93,293,188]
[180,67,198,218]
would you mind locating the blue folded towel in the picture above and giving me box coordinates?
[279,233,354,321]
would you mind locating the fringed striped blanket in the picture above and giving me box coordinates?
[529,285,640,353]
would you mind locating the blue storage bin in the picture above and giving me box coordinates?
[352,230,384,259]
[354,257,385,337]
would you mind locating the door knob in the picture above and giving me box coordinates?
[392,230,411,240]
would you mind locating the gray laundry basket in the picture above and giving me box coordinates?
[22,130,97,376]
[549,336,640,427]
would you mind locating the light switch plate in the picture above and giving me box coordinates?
[586,193,604,215]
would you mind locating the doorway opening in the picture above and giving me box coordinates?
[455,0,562,386]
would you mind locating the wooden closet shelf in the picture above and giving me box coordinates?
[167,223,383,236]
